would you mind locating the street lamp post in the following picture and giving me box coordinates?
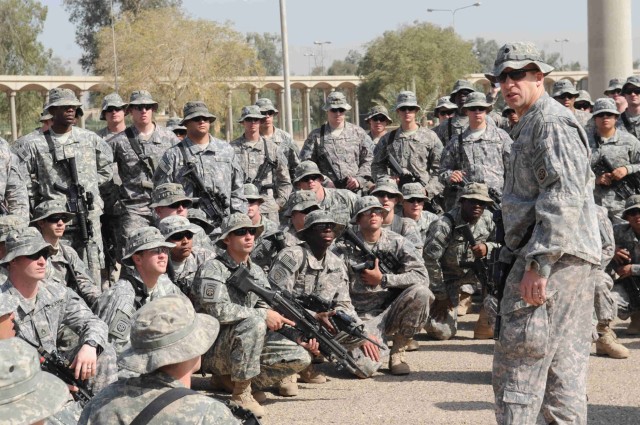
[427,2,481,30]
[304,52,315,75]
[313,41,332,75]
[279,0,293,136]
[554,38,569,68]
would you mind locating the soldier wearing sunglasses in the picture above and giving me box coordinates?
[364,105,393,144]
[551,80,592,127]
[604,78,627,113]
[256,98,300,181]
[617,76,640,139]
[279,189,321,248]
[433,79,477,145]
[97,93,128,140]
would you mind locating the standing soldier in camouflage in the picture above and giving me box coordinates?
[433,80,476,145]
[192,213,312,417]
[155,101,247,226]
[617,76,640,139]
[165,116,187,140]
[335,197,432,376]
[279,189,321,247]
[79,296,240,425]
[12,88,113,286]
[231,105,290,224]
[439,92,512,211]
[244,183,280,271]
[0,137,28,216]
[256,98,300,180]
[96,93,128,140]
[300,92,374,192]
[574,90,594,113]
[486,42,601,424]
[372,91,444,201]
[500,107,519,133]
[365,105,393,144]
[604,78,627,113]
[552,80,592,127]
[588,98,640,224]
[399,183,438,248]
[433,96,458,128]
[94,227,182,356]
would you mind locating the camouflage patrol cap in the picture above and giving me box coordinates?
[449,80,476,101]
[0,293,18,317]
[575,90,594,107]
[181,101,216,125]
[323,91,352,111]
[243,183,264,202]
[39,109,53,122]
[351,196,389,225]
[371,176,403,200]
[237,105,264,123]
[623,195,640,218]
[187,208,216,235]
[128,90,158,106]
[150,183,193,208]
[166,116,187,132]
[0,338,69,424]
[99,93,128,120]
[552,80,579,98]
[122,227,175,266]
[592,98,619,116]
[394,91,421,111]
[462,92,493,113]
[293,160,324,184]
[622,76,640,93]
[485,42,554,81]
[459,182,493,203]
[0,227,55,265]
[364,105,392,123]
[0,215,28,243]
[604,78,624,94]
[298,210,345,235]
[30,200,74,224]
[216,213,264,248]
[45,88,83,111]
[401,182,428,201]
[118,295,220,374]
[285,190,320,217]
[434,96,457,113]
[159,215,201,242]
[255,98,279,114]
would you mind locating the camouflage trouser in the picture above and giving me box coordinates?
[611,281,633,319]
[425,281,475,340]
[203,315,310,386]
[351,284,433,378]
[49,400,83,425]
[493,255,594,425]
[593,269,616,324]
[61,210,105,286]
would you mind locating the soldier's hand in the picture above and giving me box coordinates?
[430,298,453,322]
[616,264,633,279]
[611,166,629,181]
[298,337,321,356]
[315,311,336,333]
[519,269,547,306]
[613,248,631,265]
[71,344,97,381]
[596,173,612,186]
[471,243,488,258]
[361,335,381,362]
[346,176,360,190]
[266,310,295,331]
[450,170,465,184]
[360,259,383,286]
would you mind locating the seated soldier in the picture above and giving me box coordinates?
[0,215,29,282]
[279,190,320,247]
[0,227,117,394]
[79,296,240,425]
[423,183,497,340]
[94,227,183,356]
[192,213,313,417]
[159,215,215,298]
[335,197,433,376]
[244,183,280,271]
[399,182,439,248]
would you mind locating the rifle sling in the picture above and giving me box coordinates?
[122,273,149,310]
[44,130,75,179]
[130,387,197,425]
[125,127,155,179]
[252,138,276,190]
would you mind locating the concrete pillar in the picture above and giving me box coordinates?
[250,87,260,104]
[588,0,632,97]
[226,89,233,142]
[9,91,17,141]
[353,88,360,127]
[303,87,311,136]
[278,89,285,128]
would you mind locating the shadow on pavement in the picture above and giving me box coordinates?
[372,370,492,385]
[434,401,494,411]
[417,341,495,355]
[588,404,640,425]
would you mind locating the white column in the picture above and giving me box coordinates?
[226,89,233,141]
[353,88,360,126]
[79,90,87,129]
[303,87,311,136]
[9,91,17,141]
[278,89,286,128]
[251,87,260,104]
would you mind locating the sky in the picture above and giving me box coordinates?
[39,0,640,75]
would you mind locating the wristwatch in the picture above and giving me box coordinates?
[380,274,388,288]
[84,339,102,355]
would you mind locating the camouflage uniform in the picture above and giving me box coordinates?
[398,182,439,246]
[364,105,392,145]
[552,79,592,127]
[12,89,113,285]
[279,189,320,247]
[617,76,640,139]
[487,43,601,425]
[96,93,128,139]
[432,80,477,144]
[244,184,280,271]
[256,98,300,179]
[300,92,374,189]
[79,295,240,425]
[0,137,29,216]
[588,98,640,224]
[193,214,310,387]
[0,215,29,284]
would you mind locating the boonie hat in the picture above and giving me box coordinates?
[552,80,579,98]
[237,105,264,123]
[485,42,554,82]
[394,91,421,111]
[30,200,74,224]
[100,93,128,120]
[285,190,320,217]
[0,227,55,265]
[622,194,640,218]
[122,227,175,266]
[462,92,493,113]
[322,92,352,111]
[592,98,619,116]
[255,98,279,114]
[298,209,345,235]
[128,90,158,106]
[180,101,216,125]
[159,215,201,241]
[350,196,389,225]
[150,183,193,208]
[401,182,428,200]
[459,182,493,204]
[365,105,392,123]
[215,213,264,248]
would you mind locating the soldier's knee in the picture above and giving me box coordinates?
[237,315,267,338]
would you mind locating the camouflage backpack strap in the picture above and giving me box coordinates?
[621,112,633,134]
[130,387,197,425]
[125,127,155,179]
[177,139,193,168]
[121,272,148,309]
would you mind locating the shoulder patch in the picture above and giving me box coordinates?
[270,264,290,283]
[158,156,171,175]
[109,308,133,340]
[278,252,298,272]
[200,278,222,302]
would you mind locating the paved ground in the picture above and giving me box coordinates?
[194,311,640,425]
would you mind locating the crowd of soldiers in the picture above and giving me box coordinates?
[0,41,638,424]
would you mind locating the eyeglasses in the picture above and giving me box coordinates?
[231,227,258,236]
[466,107,486,112]
[191,116,210,123]
[168,200,191,209]
[398,106,418,112]
[361,208,386,217]
[624,88,640,96]
[606,89,622,95]
[406,198,425,204]
[496,68,538,84]
[311,223,336,231]
[374,192,397,199]
[299,174,322,183]
[105,107,123,113]
[244,117,263,123]
[25,249,51,261]
[329,108,346,114]
[555,93,577,100]
[147,247,169,255]
[45,215,68,223]
[438,110,455,117]
[173,130,187,136]
[168,231,194,242]
[370,115,388,122]
[595,113,617,118]
[132,104,155,111]
[261,111,276,116]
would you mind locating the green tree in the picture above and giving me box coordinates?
[327,50,362,76]
[472,37,500,73]
[246,32,282,76]
[63,0,182,72]
[357,23,479,114]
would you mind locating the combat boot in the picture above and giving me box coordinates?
[278,374,299,397]
[627,312,640,335]
[389,335,411,375]
[596,323,630,359]
[231,380,265,418]
[299,365,326,384]
[473,306,494,340]
[457,292,472,316]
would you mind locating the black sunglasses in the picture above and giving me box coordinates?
[370,115,388,122]
[168,231,194,242]
[311,223,336,231]
[191,116,210,123]
[25,249,51,261]
[595,112,617,118]
[555,93,577,100]
[496,68,538,84]
[398,106,418,112]
[299,174,322,183]
[132,104,155,111]
[167,200,191,209]
[231,227,258,236]
[244,117,263,123]
[624,88,640,96]
[606,89,622,95]
[173,130,187,136]
[261,111,276,116]
[439,110,456,117]
[105,106,123,113]
[375,191,398,199]
[45,214,68,223]
[329,108,346,114]
[467,106,486,112]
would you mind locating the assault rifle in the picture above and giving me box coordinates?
[224,400,263,425]
[249,154,276,194]
[229,265,366,376]
[182,161,227,228]
[386,154,442,213]
[342,227,401,275]
[457,175,502,212]
[350,258,376,273]
[457,223,492,294]
[593,156,640,199]
[36,346,93,406]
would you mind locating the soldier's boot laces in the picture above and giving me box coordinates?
[389,335,411,375]
[299,365,327,384]
[627,312,640,335]
[231,379,265,418]
[473,306,494,340]
[596,323,630,359]
[278,374,299,397]
[457,293,472,316]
